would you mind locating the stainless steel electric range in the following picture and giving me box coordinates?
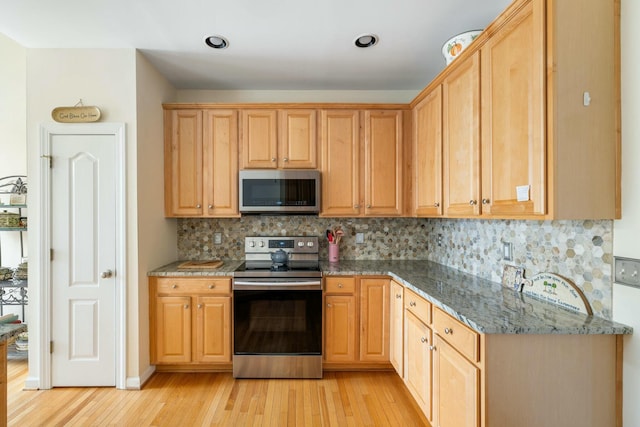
[232,236,322,379]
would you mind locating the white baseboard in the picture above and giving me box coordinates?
[24,376,42,390]
[125,365,155,390]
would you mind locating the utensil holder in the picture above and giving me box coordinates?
[328,243,339,263]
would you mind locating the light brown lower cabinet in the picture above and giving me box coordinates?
[404,310,433,421]
[150,277,232,367]
[323,276,390,368]
[389,280,404,375]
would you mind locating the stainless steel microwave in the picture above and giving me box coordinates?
[239,170,321,214]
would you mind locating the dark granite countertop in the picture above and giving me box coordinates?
[149,259,632,335]
[0,323,27,344]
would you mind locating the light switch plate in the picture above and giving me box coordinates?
[214,232,222,245]
[356,233,364,244]
[614,256,640,288]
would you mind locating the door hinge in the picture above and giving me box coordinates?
[50,341,54,354]
[41,155,53,168]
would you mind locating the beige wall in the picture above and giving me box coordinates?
[0,34,27,271]
[613,0,640,425]
[133,51,177,386]
[176,89,417,104]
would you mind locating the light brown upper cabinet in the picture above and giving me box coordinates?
[480,0,545,217]
[241,109,317,169]
[413,86,443,217]
[442,52,481,217]
[321,109,404,217]
[164,109,239,217]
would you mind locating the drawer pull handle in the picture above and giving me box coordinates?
[209,284,215,289]
[430,345,436,352]
[444,327,452,335]
[420,337,427,344]
[338,283,343,288]
[396,294,402,299]
[409,301,416,307]
[172,284,178,289]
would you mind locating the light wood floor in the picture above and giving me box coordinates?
[7,359,429,426]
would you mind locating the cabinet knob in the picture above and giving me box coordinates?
[434,202,440,208]
[271,157,276,162]
[172,284,178,289]
[196,204,202,208]
[337,283,343,288]
[101,270,113,279]
[209,284,215,289]
[469,200,477,206]
[396,294,402,299]
[208,204,213,209]
[354,204,360,209]
[482,198,490,205]
[430,345,436,352]
[420,337,427,343]
[283,157,289,162]
[197,304,202,309]
[444,327,452,335]
[327,303,332,308]
[366,204,371,208]
[184,304,189,309]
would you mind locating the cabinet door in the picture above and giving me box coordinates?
[414,87,443,217]
[203,110,239,217]
[195,296,231,363]
[442,53,481,217]
[155,296,192,363]
[165,110,203,216]
[324,294,357,363]
[241,109,278,168]
[433,335,479,427]
[359,278,390,362]
[390,280,404,376]
[364,110,403,216]
[481,0,545,217]
[404,311,432,421]
[279,110,317,168]
[320,110,362,217]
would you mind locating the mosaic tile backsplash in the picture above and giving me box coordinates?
[177,217,614,319]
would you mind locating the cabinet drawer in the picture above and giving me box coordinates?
[404,288,431,324]
[433,307,479,363]
[155,277,232,295]
[324,277,356,294]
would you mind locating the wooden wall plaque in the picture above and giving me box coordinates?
[52,106,101,123]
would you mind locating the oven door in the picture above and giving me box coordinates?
[233,279,322,378]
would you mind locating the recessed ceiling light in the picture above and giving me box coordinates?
[205,35,229,49]
[354,34,378,48]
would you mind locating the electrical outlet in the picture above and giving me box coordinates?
[502,242,513,261]
[437,234,443,247]
[356,233,364,244]
[615,257,640,288]
[214,232,222,245]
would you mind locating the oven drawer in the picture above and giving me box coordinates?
[324,277,356,294]
[155,277,232,295]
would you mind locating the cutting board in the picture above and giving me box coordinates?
[178,260,224,269]
[521,272,592,315]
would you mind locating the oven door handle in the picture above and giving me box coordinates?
[233,280,322,291]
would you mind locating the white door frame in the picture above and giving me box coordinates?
[38,122,127,389]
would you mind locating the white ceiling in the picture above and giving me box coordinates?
[0,0,511,91]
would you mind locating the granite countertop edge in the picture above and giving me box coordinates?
[148,259,633,336]
[0,323,27,344]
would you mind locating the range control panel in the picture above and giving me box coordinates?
[244,236,318,254]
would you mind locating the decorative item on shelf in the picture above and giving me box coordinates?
[326,226,344,263]
[0,267,12,281]
[13,262,27,281]
[442,30,483,65]
[14,331,28,352]
[521,272,593,315]
[0,210,20,228]
[502,265,525,291]
[9,194,26,205]
[51,99,101,123]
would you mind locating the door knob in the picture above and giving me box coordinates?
[101,270,113,279]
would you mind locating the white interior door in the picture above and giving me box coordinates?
[50,132,117,387]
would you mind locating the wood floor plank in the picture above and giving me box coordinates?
[7,360,429,426]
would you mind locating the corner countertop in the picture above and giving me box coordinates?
[148,259,633,336]
[0,323,27,344]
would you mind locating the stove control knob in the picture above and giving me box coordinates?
[258,241,265,247]
[249,241,255,248]
[307,241,314,247]
[298,241,304,247]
